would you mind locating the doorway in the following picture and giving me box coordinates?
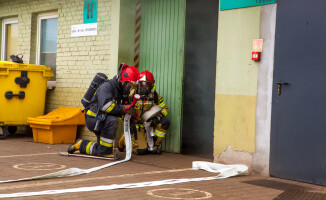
[181,0,218,158]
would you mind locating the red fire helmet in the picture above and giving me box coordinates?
[139,70,154,84]
[119,64,139,87]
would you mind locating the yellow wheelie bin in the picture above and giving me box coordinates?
[0,61,53,139]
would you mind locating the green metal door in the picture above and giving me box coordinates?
[139,0,186,153]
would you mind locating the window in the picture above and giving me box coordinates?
[37,12,58,80]
[1,18,18,61]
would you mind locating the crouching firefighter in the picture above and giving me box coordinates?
[68,64,139,158]
[118,70,170,155]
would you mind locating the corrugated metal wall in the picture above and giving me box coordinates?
[138,0,186,153]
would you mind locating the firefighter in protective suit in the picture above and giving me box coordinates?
[118,70,170,155]
[68,64,139,158]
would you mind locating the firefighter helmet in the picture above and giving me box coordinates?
[119,64,139,87]
[139,70,154,84]
[139,70,155,97]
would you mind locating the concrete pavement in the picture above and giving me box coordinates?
[0,132,326,200]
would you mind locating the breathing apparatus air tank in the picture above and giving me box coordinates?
[81,73,108,110]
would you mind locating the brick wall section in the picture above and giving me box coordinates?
[0,0,119,140]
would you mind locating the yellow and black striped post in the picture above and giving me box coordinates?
[134,1,141,68]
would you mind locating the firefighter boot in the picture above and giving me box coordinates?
[118,134,125,152]
[153,137,164,154]
[67,139,83,154]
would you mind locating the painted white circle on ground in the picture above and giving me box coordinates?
[147,188,212,199]
[13,163,66,170]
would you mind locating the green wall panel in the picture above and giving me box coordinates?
[139,0,186,153]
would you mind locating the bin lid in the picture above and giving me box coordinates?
[0,61,53,78]
[27,106,85,125]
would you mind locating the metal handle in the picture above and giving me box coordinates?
[276,81,289,86]
[5,91,25,99]
[276,81,289,95]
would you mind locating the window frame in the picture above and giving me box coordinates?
[1,17,18,61]
[36,12,58,65]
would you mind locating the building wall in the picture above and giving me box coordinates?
[214,4,277,175]
[214,6,260,169]
[0,0,121,140]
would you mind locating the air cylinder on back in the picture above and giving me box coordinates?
[81,73,108,109]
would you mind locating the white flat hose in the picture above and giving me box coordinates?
[0,114,133,184]
[144,121,155,151]
[0,161,248,198]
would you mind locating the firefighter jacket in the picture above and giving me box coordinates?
[86,76,125,117]
[133,91,169,139]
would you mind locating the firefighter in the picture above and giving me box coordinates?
[67,64,139,158]
[118,70,170,155]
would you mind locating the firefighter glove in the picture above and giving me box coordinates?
[150,117,159,127]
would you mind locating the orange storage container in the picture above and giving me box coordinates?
[27,106,85,144]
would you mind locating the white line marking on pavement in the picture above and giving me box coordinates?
[0,153,57,158]
[13,163,66,171]
[147,188,212,199]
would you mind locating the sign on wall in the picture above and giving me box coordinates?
[72,0,98,37]
[83,0,97,23]
[71,23,97,37]
[220,0,276,11]
[253,39,263,52]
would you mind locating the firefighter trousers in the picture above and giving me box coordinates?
[80,115,118,156]
[119,123,167,155]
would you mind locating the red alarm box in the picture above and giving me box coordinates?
[252,51,261,61]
